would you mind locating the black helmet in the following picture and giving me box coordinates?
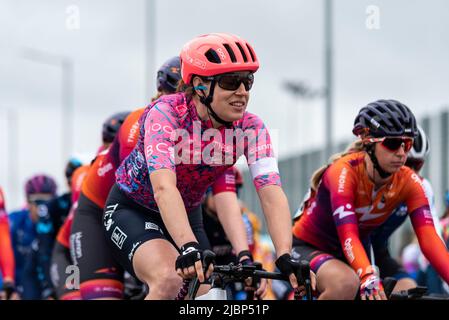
[156,56,181,94]
[102,111,131,144]
[353,99,418,138]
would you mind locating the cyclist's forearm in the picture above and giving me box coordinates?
[336,223,372,278]
[258,186,292,257]
[415,225,449,283]
[155,185,197,248]
[214,192,249,255]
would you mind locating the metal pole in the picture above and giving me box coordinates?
[21,48,74,166]
[6,108,19,208]
[62,59,74,162]
[145,0,156,102]
[324,0,334,161]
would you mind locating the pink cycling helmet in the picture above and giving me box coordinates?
[180,33,259,84]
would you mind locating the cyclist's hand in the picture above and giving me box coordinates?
[275,253,301,289]
[360,274,387,300]
[176,242,212,282]
[239,253,268,299]
[0,281,19,300]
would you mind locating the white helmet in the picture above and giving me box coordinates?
[408,125,430,160]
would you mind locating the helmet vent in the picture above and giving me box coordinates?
[205,49,221,64]
[223,44,237,63]
[246,44,256,62]
[235,42,248,62]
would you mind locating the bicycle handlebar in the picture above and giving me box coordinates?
[186,250,312,300]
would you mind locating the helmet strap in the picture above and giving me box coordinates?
[366,144,392,179]
[198,80,233,128]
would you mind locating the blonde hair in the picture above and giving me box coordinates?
[151,91,163,102]
[310,140,365,191]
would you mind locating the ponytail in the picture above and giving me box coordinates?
[310,140,365,191]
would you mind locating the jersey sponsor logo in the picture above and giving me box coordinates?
[97,162,113,177]
[151,123,162,132]
[127,121,140,144]
[145,222,163,234]
[105,218,114,232]
[394,204,408,217]
[411,173,422,185]
[128,241,142,261]
[111,226,127,249]
[356,206,386,222]
[333,204,355,220]
[338,167,348,193]
[146,145,153,158]
[423,209,433,221]
[69,231,83,265]
[163,125,173,134]
[344,238,355,263]
[104,203,118,231]
[156,142,170,153]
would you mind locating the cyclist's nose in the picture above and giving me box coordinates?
[395,143,407,156]
[235,82,248,95]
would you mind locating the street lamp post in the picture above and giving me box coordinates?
[145,0,157,103]
[21,48,74,165]
[324,0,334,161]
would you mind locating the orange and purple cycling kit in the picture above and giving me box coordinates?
[0,187,15,284]
[81,108,144,209]
[56,165,90,249]
[292,151,449,283]
[68,108,144,300]
[115,92,280,212]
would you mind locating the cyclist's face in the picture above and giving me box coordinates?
[199,72,251,123]
[27,193,53,222]
[374,142,408,173]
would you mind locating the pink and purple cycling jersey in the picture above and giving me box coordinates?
[116,92,281,212]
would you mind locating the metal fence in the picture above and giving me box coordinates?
[239,109,449,259]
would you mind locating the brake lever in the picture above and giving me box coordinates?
[188,250,216,300]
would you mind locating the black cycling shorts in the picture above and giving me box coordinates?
[50,242,80,300]
[291,236,344,274]
[103,184,211,279]
[70,192,124,299]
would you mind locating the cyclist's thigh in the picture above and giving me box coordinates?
[71,192,124,299]
[103,184,173,280]
[292,236,336,274]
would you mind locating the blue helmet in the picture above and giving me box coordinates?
[156,56,181,94]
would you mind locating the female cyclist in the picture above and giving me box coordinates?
[103,33,303,300]
[292,99,449,300]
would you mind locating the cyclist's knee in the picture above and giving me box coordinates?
[145,267,183,299]
[326,275,359,299]
[316,261,359,299]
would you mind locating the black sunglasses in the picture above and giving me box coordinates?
[205,73,255,91]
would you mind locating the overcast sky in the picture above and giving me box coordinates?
[1,0,449,208]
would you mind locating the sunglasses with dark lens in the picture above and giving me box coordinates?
[206,73,254,91]
[366,137,414,153]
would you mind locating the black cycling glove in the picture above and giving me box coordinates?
[275,253,300,278]
[175,242,202,270]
